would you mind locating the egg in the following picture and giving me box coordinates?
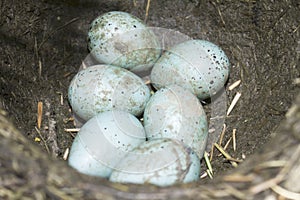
[109,138,200,186]
[143,85,208,159]
[87,11,161,73]
[68,64,150,122]
[68,110,146,177]
[150,39,230,100]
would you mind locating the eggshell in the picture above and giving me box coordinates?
[68,64,150,122]
[143,85,208,159]
[88,11,161,72]
[151,39,230,100]
[109,139,200,186]
[68,110,146,177]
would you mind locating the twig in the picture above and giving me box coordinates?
[214,143,239,167]
[218,123,227,146]
[81,60,88,70]
[204,151,213,176]
[56,92,64,106]
[223,137,232,150]
[271,185,300,200]
[209,143,214,161]
[249,176,282,195]
[254,160,287,171]
[293,24,300,33]
[35,126,50,154]
[64,128,80,132]
[63,148,70,161]
[232,129,236,152]
[144,0,151,23]
[37,101,43,129]
[250,145,300,195]
[206,169,213,179]
[226,157,243,163]
[38,60,42,78]
[228,80,241,90]
[60,93,63,105]
[223,174,255,182]
[200,171,208,179]
[227,92,241,116]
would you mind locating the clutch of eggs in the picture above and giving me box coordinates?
[67,11,231,186]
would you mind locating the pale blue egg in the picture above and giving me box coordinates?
[87,11,161,73]
[143,85,208,159]
[68,64,150,122]
[109,138,200,186]
[151,40,230,100]
[68,110,146,177]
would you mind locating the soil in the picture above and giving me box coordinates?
[0,0,299,185]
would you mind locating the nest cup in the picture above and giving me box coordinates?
[0,0,299,199]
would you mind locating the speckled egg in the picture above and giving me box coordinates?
[143,85,208,159]
[109,138,200,186]
[151,40,230,100]
[68,110,146,177]
[68,64,150,122]
[87,11,161,72]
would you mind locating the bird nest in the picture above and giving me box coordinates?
[0,0,299,199]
